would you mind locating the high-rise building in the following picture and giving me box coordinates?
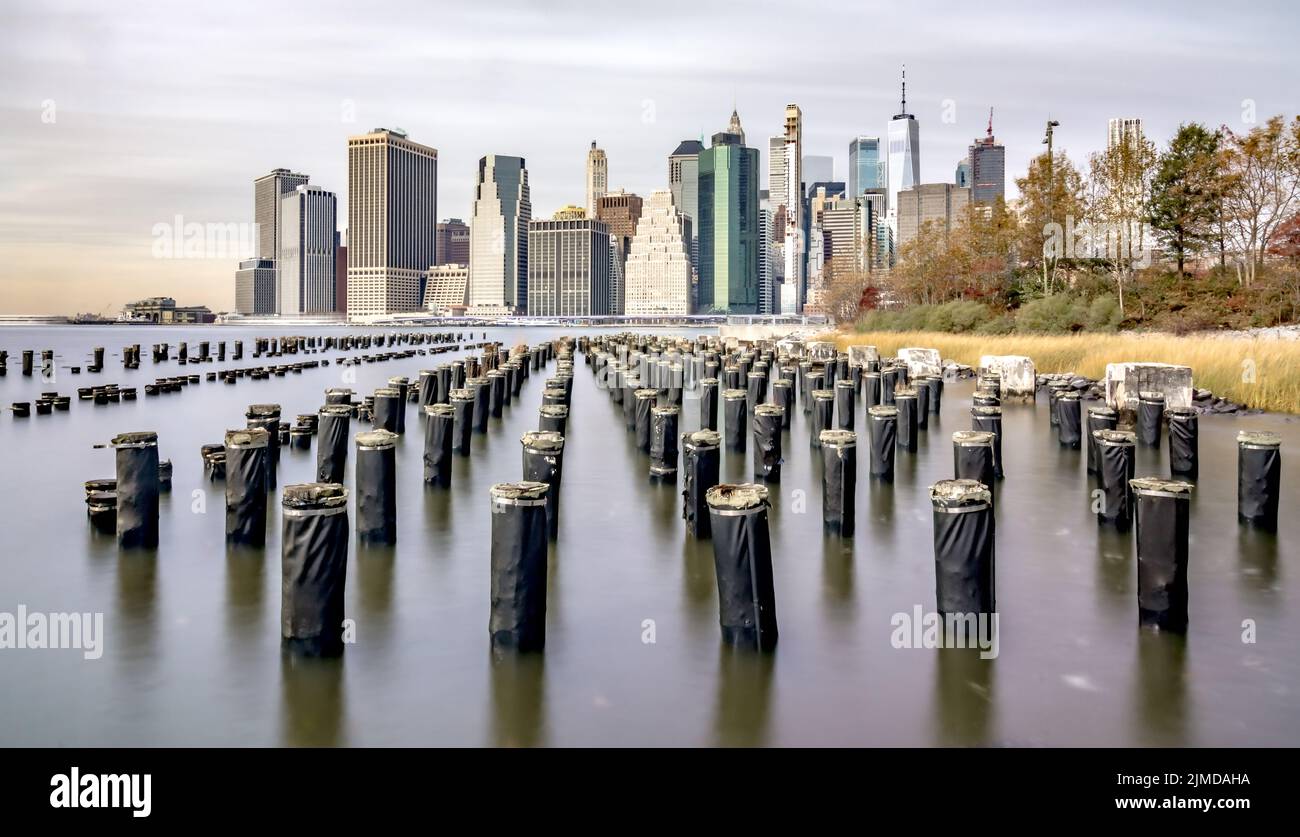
[698,121,760,314]
[624,190,692,316]
[781,105,804,311]
[768,135,788,233]
[596,190,643,315]
[968,111,1006,206]
[955,160,970,188]
[1108,117,1143,150]
[253,168,309,264]
[334,234,347,314]
[278,185,338,315]
[424,263,469,314]
[758,207,774,315]
[346,128,438,317]
[887,68,920,230]
[803,155,834,188]
[848,137,886,202]
[527,214,611,316]
[727,109,746,145]
[435,218,470,265]
[468,155,531,315]
[235,258,277,315]
[668,140,703,270]
[857,190,892,270]
[897,183,970,248]
[819,199,859,272]
[586,141,607,216]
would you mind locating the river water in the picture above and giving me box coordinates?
[0,324,1296,746]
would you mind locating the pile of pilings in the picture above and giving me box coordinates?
[83,336,563,657]
[72,328,1287,659]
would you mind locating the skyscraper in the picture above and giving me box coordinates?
[253,168,309,264]
[781,104,804,312]
[887,68,920,229]
[848,137,885,202]
[235,258,276,315]
[955,160,971,188]
[468,155,531,315]
[758,206,774,315]
[727,109,746,145]
[435,218,470,265]
[624,190,692,316]
[668,140,703,269]
[586,141,607,216]
[596,190,643,315]
[278,185,338,315]
[897,183,970,248]
[345,128,437,317]
[527,214,610,316]
[968,110,1006,206]
[698,120,760,314]
[1108,117,1143,150]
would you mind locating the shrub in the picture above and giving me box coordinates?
[1016,294,1088,333]
[1086,296,1122,331]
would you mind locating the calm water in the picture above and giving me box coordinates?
[0,324,1297,746]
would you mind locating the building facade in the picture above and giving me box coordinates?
[278,185,338,315]
[596,190,643,314]
[781,105,804,311]
[887,70,920,231]
[698,126,760,314]
[253,168,309,264]
[897,183,970,248]
[668,140,703,270]
[424,263,469,314]
[526,216,611,317]
[624,190,692,316]
[968,132,1005,206]
[468,155,531,315]
[585,142,607,217]
[345,128,438,317]
[435,218,470,265]
[235,258,277,315]
[848,136,886,202]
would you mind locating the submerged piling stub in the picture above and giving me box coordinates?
[868,405,898,480]
[225,428,269,546]
[810,389,835,448]
[752,404,784,482]
[316,404,352,484]
[538,404,568,435]
[1166,407,1199,478]
[1056,391,1083,448]
[633,388,659,452]
[706,484,778,651]
[1131,477,1193,633]
[723,388,748,451]
[821,430,857,536]
[929,479,996,617]
[952,431,996,497]
[1237,431,1281,529]
[1086,406,1118,474]
[112,431,160,549]
[246,404,282,489]
[1136,391,1165,447]
[649,406,680,479]
[521,431,566,540]
[355,429,398,545]
[281,483,350,656]
[971,405,1004,478]
[895,387,919,452]
[422,404,455,487]
[682,429,722,538]
[489,481,551,653]
[1095,430,1137,527]
[449,388,475,454]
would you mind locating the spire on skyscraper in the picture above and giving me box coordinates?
[728,108,745,145]
[896,65,911,118]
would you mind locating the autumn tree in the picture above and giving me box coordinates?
[1221,115,1300,286]
[1087,128,1157,315]
[1148,123,1222,274]
[1014,151,1086,294]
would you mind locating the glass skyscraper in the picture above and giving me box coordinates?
[848,137,886,203]
[698,129,760,314]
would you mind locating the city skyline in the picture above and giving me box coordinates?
[1,0,1296,313]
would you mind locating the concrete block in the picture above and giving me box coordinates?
[848,345,879,366]
[897,347,942,378]
[1104,362,1193,418]
[979,355,1036,402]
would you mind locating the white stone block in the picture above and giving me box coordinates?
[979,355,1037,401]
[848,345,879,366]
[897,347,942,378]
[1104,362,1193,413]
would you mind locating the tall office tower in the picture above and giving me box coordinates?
[728,108,746,145]
[819,199,859,272]
[235,258,277,315]
[781,105,804,311]
[803,155,834,188]
[334,233,347,314]
[968,111,1006,206]
[757,207,774,315]
[468,155,531,315]
[1108,117,1143,150]
[424,263,470,313]
[586,141,608,216]
[278,185,338,315]
[624,190,693,316]
[435,218,470,265]
[955,160,971,188]
[857,189,891,270]
[253,168,309,263]
[848,136,886,202]
[887,68,920,229]
[668,140,703,270]
[807,182,846,222]
[345,128,437,317]
[526,214,611,316]
[596,190,643,314]
[698,122,760,314]
[896,183,971,248]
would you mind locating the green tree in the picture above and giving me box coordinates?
[1087,128,1157,316]
[1148,123,1222,275]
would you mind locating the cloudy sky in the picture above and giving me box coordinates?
[1,0,1295,314]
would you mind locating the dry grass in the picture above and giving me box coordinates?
[829,330,1300,414]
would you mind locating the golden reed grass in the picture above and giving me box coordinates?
[830,330,1300,414]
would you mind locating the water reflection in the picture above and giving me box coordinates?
[712,644,774,747]
[932,647,996,746]
[1132,630,1188,746]
[280,652,347,746]
[821,534,855,607]
[1237,524,1281,602]
[490,651,547,747]
[225,544,266,644]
